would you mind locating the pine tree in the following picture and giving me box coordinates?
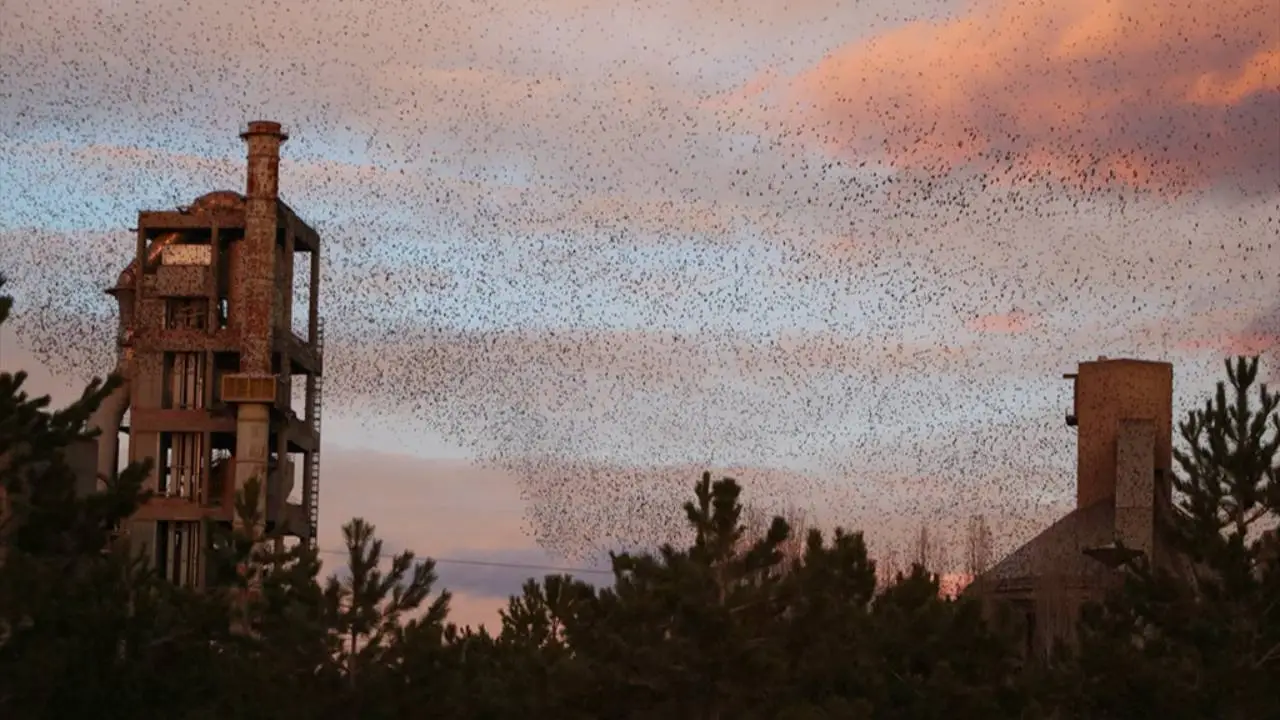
[201,476,341,719]
[774,525,880,717]
[469,574,597,718]
[477,471,1029,719]
[867,563,1028,719]
[323,517,451,717]
[0,275,226,719]
[1058,356,1280,719]
[492,472,794,719]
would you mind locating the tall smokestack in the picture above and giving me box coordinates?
[238,120,287,374]
[234,121,287,536]
[242,120,287,202]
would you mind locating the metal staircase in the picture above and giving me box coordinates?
[307,318,324,550]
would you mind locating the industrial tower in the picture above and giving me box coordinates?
[87,121,323,588]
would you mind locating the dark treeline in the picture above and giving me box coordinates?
[1,281,1277,720]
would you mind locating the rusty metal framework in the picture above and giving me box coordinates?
[87,121,324,588]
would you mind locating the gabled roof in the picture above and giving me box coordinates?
[975,497,1119,592]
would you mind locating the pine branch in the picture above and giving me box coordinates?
[1255,640,1280,669]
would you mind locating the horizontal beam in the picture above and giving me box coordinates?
[282,414,318,452]
[280,206,321,252]
[130,408,237,434]
[133,497,234,523]
[140,203,318,249]
[275,329,322,375]
[139,210,245,231]
[134,327,242,353]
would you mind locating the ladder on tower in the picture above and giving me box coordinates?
[308,318,324,551]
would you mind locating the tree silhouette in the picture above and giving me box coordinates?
[1058,356,1280,719]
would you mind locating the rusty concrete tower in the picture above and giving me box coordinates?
[89,121,324,587]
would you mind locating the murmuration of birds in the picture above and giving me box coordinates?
[1,0,1276,562]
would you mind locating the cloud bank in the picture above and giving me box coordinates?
[780,0,1279,192]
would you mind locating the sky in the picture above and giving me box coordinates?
[0,0,1277,628]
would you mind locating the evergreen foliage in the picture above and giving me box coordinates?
[1050,357,1279,719]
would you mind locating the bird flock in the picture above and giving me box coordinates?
[0,0,1276,563]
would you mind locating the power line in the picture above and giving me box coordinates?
[313,547,613,576]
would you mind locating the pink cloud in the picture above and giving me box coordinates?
[1176,333,1280,356]
[781,0,1280,192]
[966,312,1037,334]
[1121,309,1280,361]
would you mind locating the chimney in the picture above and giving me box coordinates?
[237,121,287,374]
[241,120,288,201]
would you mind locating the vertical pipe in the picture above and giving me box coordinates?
[178,433,201,500]
[165,354,176,408]
[186,354,196,407]
[172,434,183,497]
[196,353,206,408]
[175,524,186,586]
[308,247,319,345]
[194,434,202,499]
[179,353,185,405]
[192,522,204,589]
[157,434,169,495]
[176,434,185,497]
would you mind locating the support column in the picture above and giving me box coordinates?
[234,403,270,526]
[283,224,295,334]
[274,426,288,523]
[200,430,212,506]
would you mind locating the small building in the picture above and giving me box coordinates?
[966,358,1183,658]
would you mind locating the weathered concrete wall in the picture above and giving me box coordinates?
[153,264,212,298]
[1115,419,1157,558]
[1074,359,1173,510]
